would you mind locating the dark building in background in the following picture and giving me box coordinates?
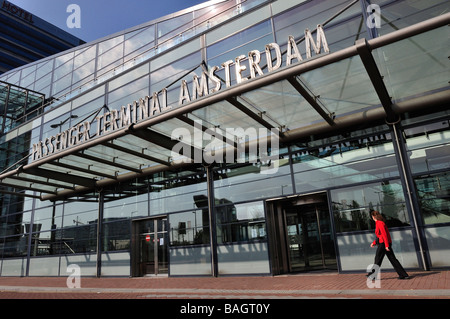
[0,0,85,75]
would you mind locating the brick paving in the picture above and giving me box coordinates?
[0,270,449,300]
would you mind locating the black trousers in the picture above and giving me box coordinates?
[371,243,409,278]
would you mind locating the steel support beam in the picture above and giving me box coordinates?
[355,38,397,123]
[48,160,117,180]
[102,141,170,166]
[226,97,282,135]
[176,115,238,149]
[25,167,96,188]
[6,174,75,191]
[131,127,202,162]
[287,76,335,126]
[74,151,142,174]
[0,181,57,195]
[0,188,41,199]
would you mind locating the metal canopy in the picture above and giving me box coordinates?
[1,13,449,201]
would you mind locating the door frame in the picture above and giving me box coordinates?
[131,216,168,277]
[266,192,338,275]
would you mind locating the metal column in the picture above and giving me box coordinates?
[206,165,218,277]
[96,190,104,277]
[389,121,430,270]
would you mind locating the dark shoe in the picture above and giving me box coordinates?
[398,275,410,280]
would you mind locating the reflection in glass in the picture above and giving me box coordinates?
[216,201,266,244]
[415,172,450,225]
[169,209,210,246]
[405,120,450,174]
[293,130,398,193]
[331,180,410,233]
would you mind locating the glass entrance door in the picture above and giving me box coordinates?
[285,203,337,272]
[135,217,168,276]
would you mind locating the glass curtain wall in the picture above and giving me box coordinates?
[403,114,450,268]
[1,0,450,276]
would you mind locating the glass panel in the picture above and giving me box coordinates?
[300,56,381,118]
[217,242,270,275]
[404,120,450,174]
[62,201,98,228]
[98,35,124,55]
[58,154,119,177]
[107,75,149,111]
[149,170,208,215]
[375,26,449,102]
[74,45,97,69]
[169,246,211,275]
[20,68,36,88]
[192,101,265,133]
[213,161,293,203]
[113,134,175,165]
[287,206,318,270]
[139,232,155,274]
[285,202,336,271]
[216,201,266,244]
[101,252,130,276]
[158,12,192,40]
[331,180,410,233]
[35,59,53,80]
[207,20,272,62]
[72,60,96,86]
[31,204,63,233]
[337,229,419,271]
[150,51,201,93]
[157,219,168,274]
[102,220,130,252]
[104,192,149,220]
[242,80,324,130]
[374,0,449,36]
[136,218,168,275]
[2,177,57,193]
[108,64,149,92]
[292,130,399,192]
[86,144,146,171]
[415,172,450,225]
[52,73,72,96]
[125,25,155,57]
[274,0,363,52]
[424,225,450,267]
[169,210,210,246]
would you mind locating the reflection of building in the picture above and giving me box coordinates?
[0,0,85,74]
[0,0,450,277]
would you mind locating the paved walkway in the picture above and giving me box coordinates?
[0,270,449,299]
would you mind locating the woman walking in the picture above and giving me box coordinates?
[368,211,410,280]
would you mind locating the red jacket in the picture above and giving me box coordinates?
[372,220,392,246]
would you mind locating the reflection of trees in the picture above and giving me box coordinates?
[415,174,450,223]
[333,200,370,232]
[333,181,411,232]
[380,182,399,222]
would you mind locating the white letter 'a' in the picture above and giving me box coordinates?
[66,264,81,288]
[66,4,81,29]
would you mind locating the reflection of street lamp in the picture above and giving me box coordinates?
[50,114,78,130]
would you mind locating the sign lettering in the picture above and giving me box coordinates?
[31,25,329,162]
[1,0,34,23]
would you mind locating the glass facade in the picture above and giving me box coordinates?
[0,0,449,277]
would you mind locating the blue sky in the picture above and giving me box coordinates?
[11,0,208,42]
